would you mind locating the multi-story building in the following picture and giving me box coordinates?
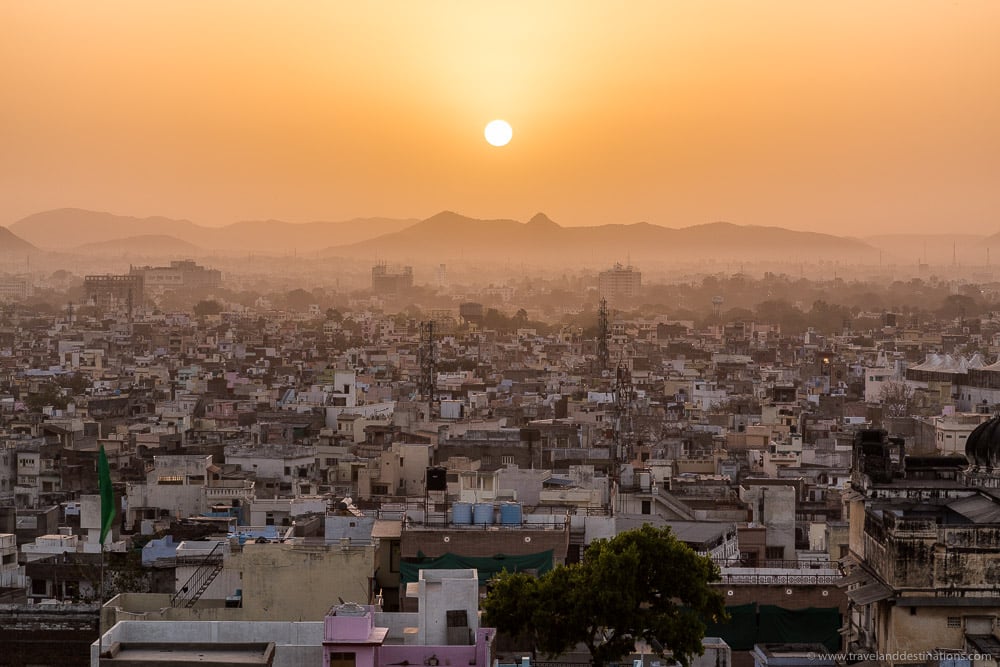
[843,426,1000,663]
[371,263,413,294]
[598,263,641,302]
[0,276,31,301]
[83,274,144,310]
[130,260,222,291]
[125,455,255,530]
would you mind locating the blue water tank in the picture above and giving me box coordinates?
[499,502,523,526]
[473,503,494,525]
[453,502,473,525]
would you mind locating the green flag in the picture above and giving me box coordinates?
[98,445,115,545]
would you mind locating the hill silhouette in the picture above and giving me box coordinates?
[325,211,877,263]
[8,209,418,254]
[0,226,39,254]
[72,234,203,257]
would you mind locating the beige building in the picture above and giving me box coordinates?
[843,426,1000,663]
[597,263,641,302]
[931,412,990,455]
[103,538,377,628]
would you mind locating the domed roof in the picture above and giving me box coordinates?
[965,416,1000,470]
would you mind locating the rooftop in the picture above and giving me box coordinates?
[100,642,275,665]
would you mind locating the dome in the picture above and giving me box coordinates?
[964,416,1000,470]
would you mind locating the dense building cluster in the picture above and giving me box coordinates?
[1,275,1000,666]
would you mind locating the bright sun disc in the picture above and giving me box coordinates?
[484,119,512,147]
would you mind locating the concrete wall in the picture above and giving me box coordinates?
[401,526,569,563]
[739,484,796,559]
[93,620,323,667]
[235,541,376,620]
[883,604,996,660]
[2,603,99,667]
[416,570,480,645]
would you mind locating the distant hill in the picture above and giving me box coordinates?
[325,211,878,264]
[72,234,203,256]
[0,226,39,254]
[8,208,419,254]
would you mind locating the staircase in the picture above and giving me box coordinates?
[170,542,226,608]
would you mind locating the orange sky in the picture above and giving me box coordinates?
[2,1,999,236]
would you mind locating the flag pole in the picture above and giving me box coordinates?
[99,540,105,661]
[97,444,115,663]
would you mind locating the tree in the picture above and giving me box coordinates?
[193,299,223,317]
[879,380,913,419]
[483,525,726,667]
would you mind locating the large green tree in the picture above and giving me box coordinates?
[483,525,726,667]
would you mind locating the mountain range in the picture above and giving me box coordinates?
[322,211,878,263]
[5,208,998,266]
[8,209,418,254]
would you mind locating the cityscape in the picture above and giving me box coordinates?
[2,3,1000,667]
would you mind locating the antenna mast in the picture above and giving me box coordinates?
[597,298,609,372]
[419,320,436,420]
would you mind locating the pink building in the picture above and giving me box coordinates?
[323,569,495,667]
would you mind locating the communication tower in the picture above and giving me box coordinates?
[597,298,610,372]
[418,320,436,418]
[612,359,637,485]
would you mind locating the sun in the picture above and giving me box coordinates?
[484,119,512,147]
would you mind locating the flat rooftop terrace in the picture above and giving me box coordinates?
[101,642,274,666]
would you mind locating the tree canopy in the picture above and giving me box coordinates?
[483,525,726,667]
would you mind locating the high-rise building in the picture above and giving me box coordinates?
[598,263,641,301]
[83,274,144,309]
[372,263,413,294]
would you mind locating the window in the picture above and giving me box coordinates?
[947,617,961,628]
[329,653,356,667]
[765,546,785,561]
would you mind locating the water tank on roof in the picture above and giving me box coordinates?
[336,602,367,617]
[473,503,494,525]
[499,502,522,526]
[453,502,473,525]
[426,466,448,492]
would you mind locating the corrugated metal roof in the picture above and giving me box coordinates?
[837,569,870,587]
[947,494,1000,524]
[846,581,893,605]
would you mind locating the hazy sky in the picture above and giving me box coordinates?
[2,2,999,235]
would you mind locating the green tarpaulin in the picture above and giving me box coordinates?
[700,604,842,653]
[703,604,758,650]
[400,550,554,585]
[758,605,841,653]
